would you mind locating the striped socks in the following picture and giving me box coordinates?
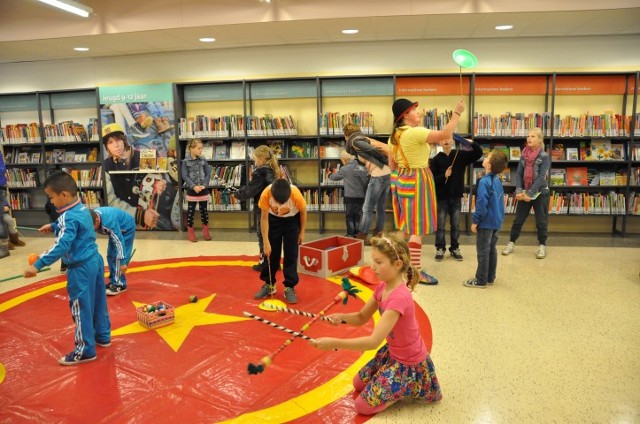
[408,241,422,269]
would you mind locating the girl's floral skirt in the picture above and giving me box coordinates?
[357,345,442,408]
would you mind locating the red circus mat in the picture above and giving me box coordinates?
[0,255,433,423]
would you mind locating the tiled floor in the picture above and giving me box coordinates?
[1,229,639,423]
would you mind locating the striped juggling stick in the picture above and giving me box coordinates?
[242,311,313,341]
[248,277,361,375]
[261,302,347,324]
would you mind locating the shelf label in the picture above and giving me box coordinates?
[555,75,626,95]
[396,76,469,96]
[250,80,317,99]
[99,83,173,103]
[322,78,393,97]
[0,95,38,112]
[475,76,548,95]
[184,83,243,102]
[49,91,97,109]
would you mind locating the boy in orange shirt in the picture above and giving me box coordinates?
[254,178,307,304]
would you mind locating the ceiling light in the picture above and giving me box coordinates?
[495,25,513,31]
[37,0,93,18]
[199,37,216,43]
[342,29,359,35]
[73,47,90,52]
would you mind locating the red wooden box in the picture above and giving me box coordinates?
[298,236,364,278]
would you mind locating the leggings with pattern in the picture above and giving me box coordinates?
[187,201,208,227]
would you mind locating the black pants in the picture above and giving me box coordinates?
[260,213,300,288]
[509,189,550,245]
[345,198,364,237]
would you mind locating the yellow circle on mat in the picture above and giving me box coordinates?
[0,259,378,423]
[0,363,5,384]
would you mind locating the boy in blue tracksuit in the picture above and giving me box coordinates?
[24,171,110,365]
[465,150,508,289]
[91,206,136,295]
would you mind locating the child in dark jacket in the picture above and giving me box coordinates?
[234,145,280,270]
[464,149,508,289]
[430,134,483,261]
[329,150,370,237]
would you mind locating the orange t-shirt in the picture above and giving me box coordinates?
[258,184,307,217]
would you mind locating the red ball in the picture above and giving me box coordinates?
[28,253,38,266]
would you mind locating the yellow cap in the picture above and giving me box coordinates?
[101,123,125,143]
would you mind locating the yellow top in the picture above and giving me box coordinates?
[390,126,431,169]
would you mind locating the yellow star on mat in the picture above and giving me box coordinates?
[111,293,249,352]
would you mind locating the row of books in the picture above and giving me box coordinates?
[7,192,33,210]
[1,123,41,144]
[67,167,104,188]
[209,164,244,187]
[42,120,96,143]
[78,190,103,209]
[181,189,242,211]
[549,167,629,187]
[246,115,297,136]
[467,191,627,215]
[179,115,297,138]
[553,113,632,137]
[3,146,100,164]
[630,146,640,161]
[473,112,551,137]
[319,112,374,135]
[320,163,344,185]
[551,140,625,161]
[421,109,454,131]
[319,187,344,211]
[629,192,640,215]
[199,141,247,160]
[5,168,39,188]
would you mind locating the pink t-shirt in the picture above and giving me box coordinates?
[374,282,428,365]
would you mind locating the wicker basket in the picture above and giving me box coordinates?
[136,301,175,329]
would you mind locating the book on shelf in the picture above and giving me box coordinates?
[201,142,214,160]
[72,123,89,142]
[229,141,246,159]
[472,168,486,184]
[587,168,600,186]
[4,151,12,163]
[566,147,579,161]
[509,146,521,161]
[87,147,99,162]
[53,149,65,163]
[499,168,511,183]
[17,152,29,164]
[551,143,565,161]
[590,139,612,160]
[64,151,76,163]
[566,167,588,186]
[74,153,86,162]
[214,143,228,160]
[610,143,624,160]
[157,156,168,171]
[549,168,566,186]
[139,148,157,170]
[579,141,592,160]
[31,152,41,163]
[598,171,616,186]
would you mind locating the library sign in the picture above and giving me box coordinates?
[555,75,627,95]
[475,76,548,95]
[396,76,471,96]
[98,83,180,231]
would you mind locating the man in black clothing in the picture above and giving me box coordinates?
[430,134,483,261]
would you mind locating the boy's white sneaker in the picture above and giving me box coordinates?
[502,242,514,256]
[536,244,546,259]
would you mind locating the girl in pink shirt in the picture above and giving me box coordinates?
[310,233,442,415]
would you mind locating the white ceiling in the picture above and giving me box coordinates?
[1,0,639,65]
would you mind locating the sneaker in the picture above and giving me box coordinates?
[502,242,515,256]
[464,278,487,289]
[435,249,445,262]
[450,248,463,261]
[418,270,438,285]
[96,341,111,347]
[251,262,263,272]
[60,263,68,273]
[254,284,276,300]
[106,284,127,296]
[284,287,299,304]
[536,244,546,259]
[58,351,97,366]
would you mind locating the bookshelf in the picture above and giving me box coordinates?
[0,89,104,225]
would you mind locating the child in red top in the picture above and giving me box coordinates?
[310,232,442,415]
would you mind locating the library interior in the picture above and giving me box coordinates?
[0,1,639,423]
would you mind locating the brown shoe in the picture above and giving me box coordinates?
[8,241,15,250]
[9,232,26,247]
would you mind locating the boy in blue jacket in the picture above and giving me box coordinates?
[90,206,136,295]
[465,150,508,289]
[24,171,111,365]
